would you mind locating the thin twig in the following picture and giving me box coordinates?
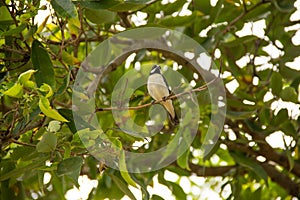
[222,1,270,34]
[96,63,222,112]
[10,139,36,147]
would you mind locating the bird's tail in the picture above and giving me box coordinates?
[162,100,179,125]
[170,112,179,125]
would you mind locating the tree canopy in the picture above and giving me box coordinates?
[0,0,300,199]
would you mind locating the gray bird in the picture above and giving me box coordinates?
[147,65,178,124]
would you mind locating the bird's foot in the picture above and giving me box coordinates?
[162,96,168,101]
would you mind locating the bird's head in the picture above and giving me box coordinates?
[150,65,161,75]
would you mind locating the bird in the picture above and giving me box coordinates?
[147,65,178,125]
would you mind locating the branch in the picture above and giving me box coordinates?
[118,12,132,28]
[261,162,300,197]
[10,139,36,147]
[9,138,89,156]
[241,120,300,178]
[225,138,300,197]
[1,119,44,150]
[225,119,300,178]
[222,0,271,34]
[189,163,237,177]
[96,72,220,112]
[0,45,28,55]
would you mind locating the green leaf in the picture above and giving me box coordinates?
[194,0,212,15]
[51,0,78,18]
[242,3,271,22]
[56,71,70,95]
[280,87,298,103]
[119,150,137,188]
[235,89,257,102]
[57,157,83,185]
[270,72,283,96]
[166,181,187,199]
[85,8,116,24]
[279,64,300,80]
[0,158,47,181]
[36,132,57,153]
[123,0,153,3]
[10,146,36,161]
[58,109,95,134]
[259,108,271,125]
[223,35,258,48]
[110,174,137,200]
[226,110,256,120]
[58,109,76,134]
[159,130,182,163]
[210,0,223,22]
[47,120,61,132]
[31,40,56,89]
[280,121,297,137]
[39,96,68,122]
[85,156,99,179]
[203,140,221,161]
[73,0,120,9]
[230,152,268,185]
[57,157,83,176]
[0,5,13,23]
[271,0,295,13]
[3,83,23,98]
[50,173,65,199]
[285,150,295,172]
[159,13,196,27]
[109,2,145,12]
[0,23,26,36]
[273,109,288,125]
[151,195,165,200]
[162,0,186,15]
[177,149,190,170]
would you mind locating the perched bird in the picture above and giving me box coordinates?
[147,65,178,125]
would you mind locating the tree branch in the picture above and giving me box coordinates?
[189,163,237,177]
[225,138,300,197]
[261,162,300,197]
[222,0,271,34]
[96,72,220,112]
[241,120,300,178]
[118,12,132,28]
[1,119,44,150]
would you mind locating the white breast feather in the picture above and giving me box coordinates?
[147,74,175,119]
[147,74,169,100]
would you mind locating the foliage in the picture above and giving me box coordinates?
[0,0,300,199]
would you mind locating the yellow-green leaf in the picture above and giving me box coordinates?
[18,69,36,89]
[36,15,49,34]
[119,150,137,188]
[18,69,36,84]
[39,96,68,122]
[3,83,23,98]
[68,17,80,37]
[39,83,53,98]
[23,80,35,89]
